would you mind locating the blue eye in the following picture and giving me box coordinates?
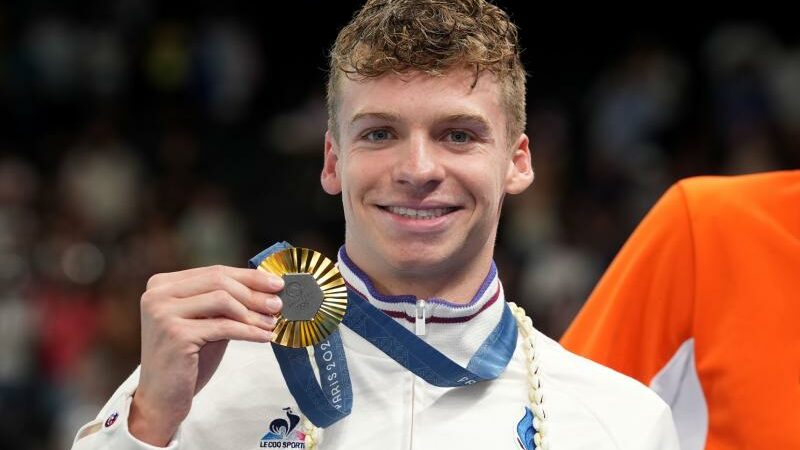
[364,129,393,142]
[448,130,471,143]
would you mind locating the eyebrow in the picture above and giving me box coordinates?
[349,112,492,133]
[349,112,402,128]
[440,114,493,134]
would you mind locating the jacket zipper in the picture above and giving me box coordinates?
[415,298,427,336]
[410,298,427,449]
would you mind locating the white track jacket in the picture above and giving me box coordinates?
[72,249,679,450]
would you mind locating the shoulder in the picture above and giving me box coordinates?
[663,170,800,244]
[540,331,667,410]
[675,170,800,218]
[538,332,678,448]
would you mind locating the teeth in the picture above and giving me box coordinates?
[386,206,452,219]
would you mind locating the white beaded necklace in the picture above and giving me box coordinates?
[301,302,548,450]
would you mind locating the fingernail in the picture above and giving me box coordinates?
[269,276,284,290]
[259,314,277,327]
[266,296,282,310]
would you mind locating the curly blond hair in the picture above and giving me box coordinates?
[327,0,526,142]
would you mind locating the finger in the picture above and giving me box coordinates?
[189,317,274,343]
[166,290,277,331]
[150,271,283,315]
[148,265,284,293]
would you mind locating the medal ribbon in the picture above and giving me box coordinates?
[250,243,518,427]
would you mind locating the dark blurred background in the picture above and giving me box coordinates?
[0,1,797,448]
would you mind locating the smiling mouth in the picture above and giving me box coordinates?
[381,205,458,220]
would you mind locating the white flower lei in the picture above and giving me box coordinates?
[303,302,549,450]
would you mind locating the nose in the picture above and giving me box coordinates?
[392,134,444,193]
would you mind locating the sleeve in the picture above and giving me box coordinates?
[70,367,181,450]
[639,402,681,450]
[559,182,696,386]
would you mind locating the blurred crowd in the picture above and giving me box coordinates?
[0,2,798,448]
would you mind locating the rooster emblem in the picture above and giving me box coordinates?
[261,407,303,441]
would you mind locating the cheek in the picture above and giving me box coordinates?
[452,158,506,205]
[338,158,372,211]
[344,154,386,187]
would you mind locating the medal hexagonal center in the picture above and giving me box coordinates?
[279,273,324,321]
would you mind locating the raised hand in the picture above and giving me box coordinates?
[128,265,283,446]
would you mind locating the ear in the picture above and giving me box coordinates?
[504,133,534,195]
[321,130,342,195]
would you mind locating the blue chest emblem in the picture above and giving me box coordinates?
[516,406,536,450]
[260,407,306,448]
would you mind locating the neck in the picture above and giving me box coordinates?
[370,266,484,303]
[341,244,495,304]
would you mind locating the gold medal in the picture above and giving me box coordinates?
[257,247,347,348]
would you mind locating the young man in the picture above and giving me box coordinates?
[72,1,679,449]
[561,170,800,450]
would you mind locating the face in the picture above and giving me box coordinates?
[321,68,533,295]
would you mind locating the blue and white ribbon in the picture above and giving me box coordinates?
[250,243,518,427]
